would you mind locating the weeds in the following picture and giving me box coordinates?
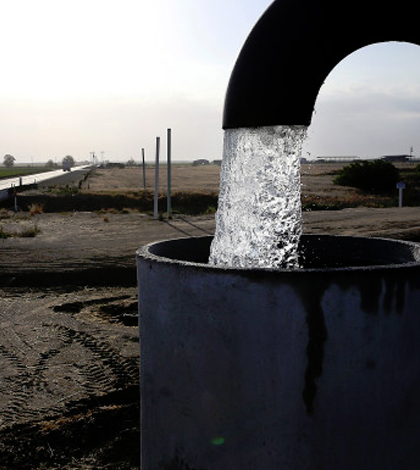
[0,209,12,220]
[19,225,40,237]
[0,227,10,239]
[29,203,44,216]
[47,185,79,196]
[205,205,217,215]
[0,190,219,215]
[0,227,38,238]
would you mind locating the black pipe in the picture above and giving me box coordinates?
[223,0,420,129]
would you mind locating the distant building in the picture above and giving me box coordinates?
[192,159,210,166]
[381,155,410,162]
[316,156,359,163]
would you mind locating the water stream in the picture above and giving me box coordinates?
[209,125,307,269]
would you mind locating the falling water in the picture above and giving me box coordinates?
[209,125,307,269]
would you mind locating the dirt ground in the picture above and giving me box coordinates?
[2,206,420,281]
[2,163,420,469]
[0,286,139,470]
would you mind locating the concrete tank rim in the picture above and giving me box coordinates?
[136,234,420,274]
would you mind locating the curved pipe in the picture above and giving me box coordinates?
[223,0,420,129]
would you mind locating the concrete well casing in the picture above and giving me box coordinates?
[137,235,420,470]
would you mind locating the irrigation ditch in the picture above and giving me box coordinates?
[2,189,219,217]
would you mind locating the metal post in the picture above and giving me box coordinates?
[167,129,172,217]
[142,148,146,190]
[397,182,405,208]
[154,138,160,220]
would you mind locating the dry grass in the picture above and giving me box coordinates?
[87,164,221,193]
[29,203,44,215]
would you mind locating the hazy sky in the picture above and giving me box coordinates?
[1,0,420,163]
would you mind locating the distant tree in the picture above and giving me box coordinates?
[62,155,75,168]
[45,159,57,168]
[3,154,15,167]
[126,158,136,167]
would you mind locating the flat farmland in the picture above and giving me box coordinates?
[0,166,53,179]
[12,162,420,215]
[85,162,418,210]
[87,164,221,193]
[86,163,337,194]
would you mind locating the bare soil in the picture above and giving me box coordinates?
[2,162,420,469]
[0,286,139,470]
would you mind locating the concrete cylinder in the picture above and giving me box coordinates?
[137,235,420,470]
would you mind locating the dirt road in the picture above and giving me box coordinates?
[1,207,420,282]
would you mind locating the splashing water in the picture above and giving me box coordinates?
[209,125,307,269]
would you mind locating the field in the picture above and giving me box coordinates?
[5,161,419,216]
[77,161,420,213]
[0,166,53,179]
[87,164,221,193]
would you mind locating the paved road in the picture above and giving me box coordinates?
[0,165,91,191]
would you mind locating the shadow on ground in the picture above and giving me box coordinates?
[0,387,140,470]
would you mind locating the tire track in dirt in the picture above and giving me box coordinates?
[0,287,139,429]
[0,344,38,424]
[55,326,138,391]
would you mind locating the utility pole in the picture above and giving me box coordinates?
[90,152,95,166]
[167,129,172,217]
[142,148,146,190]
[154,138,160,220]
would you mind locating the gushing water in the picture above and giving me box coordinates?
[209,125,307,269]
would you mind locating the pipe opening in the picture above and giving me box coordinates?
[144,235,420,270]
